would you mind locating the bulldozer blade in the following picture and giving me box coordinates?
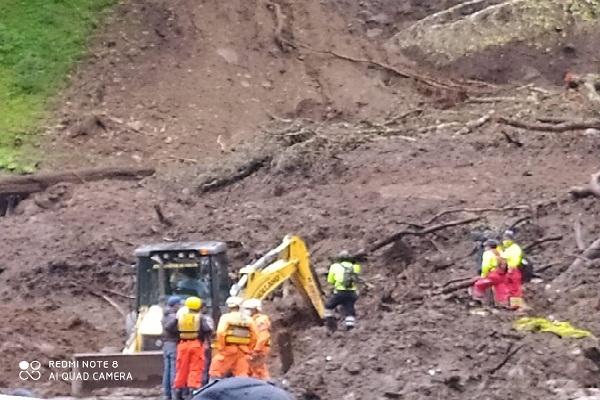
[71,351,163,397]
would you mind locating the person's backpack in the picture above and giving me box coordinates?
[519,257,534,282]
[341,262,358,289]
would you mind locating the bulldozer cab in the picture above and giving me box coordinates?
[71,242,233,396]
[134,241,232,323]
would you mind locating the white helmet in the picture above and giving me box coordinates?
[226,296,244,308]
[243,298,262,311]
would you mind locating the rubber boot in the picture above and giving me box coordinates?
[186,388,200,400]
[344,316,356,331]
[173,389,184,400]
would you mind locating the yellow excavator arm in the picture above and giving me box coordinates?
[230,235,325,320]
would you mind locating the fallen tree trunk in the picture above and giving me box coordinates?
[0,166,155,195]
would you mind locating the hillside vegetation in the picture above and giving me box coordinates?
[0,0,116,172]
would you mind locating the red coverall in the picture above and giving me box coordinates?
[472,248,509,307]
[502,241,524,309]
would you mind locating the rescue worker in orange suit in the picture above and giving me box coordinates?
[471,240,510,307]
[324,250,361,333]
[208,296,258,380]
[242,299,271,380]
[501,230,525,309]
[171,296,205,400]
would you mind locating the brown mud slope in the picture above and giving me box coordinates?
[2,0,600,399]
[2,127,600,398]
[42,0,458,170]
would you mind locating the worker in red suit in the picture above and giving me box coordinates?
[501,230,525,309]
[471,240,509,307]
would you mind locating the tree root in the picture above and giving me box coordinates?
[523,235,563,253]
[422,205,530,226]
[265,2,291,53]
[570,171,600,199]
[357,216,481,257]
[154,204,174,227]
[486,344,524,375]
[198,157,271,193]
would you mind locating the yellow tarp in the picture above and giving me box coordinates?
[513,317,593,339]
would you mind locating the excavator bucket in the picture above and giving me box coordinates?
[70,351,163,397]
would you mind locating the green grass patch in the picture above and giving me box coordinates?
[0,0,118,172]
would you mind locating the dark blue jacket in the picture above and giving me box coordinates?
[192,377,294,400]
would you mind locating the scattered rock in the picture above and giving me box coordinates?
[366,13,390,24]
[366,29,383,38]
[325,362,341,372]
[126,120,143,131]
[216,48,239,64]
[344,362,362,375]
[585,128,600,136]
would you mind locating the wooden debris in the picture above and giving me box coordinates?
[495,117,600,132]
[102,288,135,300]
[424,205,530,226]
[154,204,174,227]
[570,170,600,199]
[523,235,563,253]
[0,166,154,196]
[569,238,600,272]
[486,344,524,375]
[265,2,290,52]
[90,291,126,317]
[200,157,270,193]
[359,216,481,257]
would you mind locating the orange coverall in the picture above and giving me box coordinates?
[209,311,258,378]
[173,312,205,390]
[249,313,271,380]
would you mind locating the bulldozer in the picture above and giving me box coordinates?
[71,235,325,396]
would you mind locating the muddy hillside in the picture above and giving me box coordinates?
[1,0,600,399]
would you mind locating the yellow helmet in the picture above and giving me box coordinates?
[185,296,202,311]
